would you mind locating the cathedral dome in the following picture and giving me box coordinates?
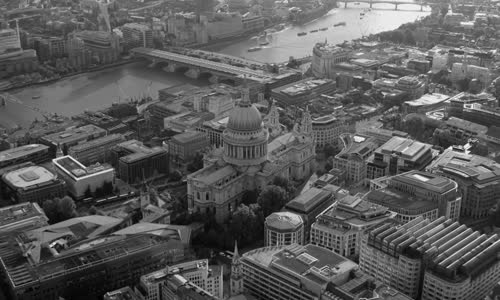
[227,101,263,132]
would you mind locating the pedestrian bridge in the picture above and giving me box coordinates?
[130,48,272,83]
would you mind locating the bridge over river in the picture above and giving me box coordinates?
[343,0,427,10]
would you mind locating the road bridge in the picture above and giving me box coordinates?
[130,48,272,84]
[343,0,426,10]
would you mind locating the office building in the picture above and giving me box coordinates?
[32,36,67,61]
[446,92,497,120]
[0,202,48,232]
[241,13,264,32]
[402,93,450,114]
[451,63,491,88]
[239,243,358,300]
[0,219,189,300]
[163,111,215,132]
[104,286,141,300]
[111,140,169,184]
[366,137,436,180]
[122,23,153,51]
[136,259,222,300]
[52,156,115,200]
[284,187,334,242]
[426,147,500,228]
[206,12,244,40]
[0,144,50,169]
[2,165,66,204]
[271,78,336,106]
[312,115,355,149]
[197,116,229,148]
[72,31,121,64]
[167,131,209,162]
[395,76,426,100]
[310,195,394,258]
[68,134,126,165]
[312,42,351,79]
[0,49,39,80]
[366,170,461,223]
[333,133,378,185]
[360,216,500,300]
[265,211,304,247]
[0,28,21,55]
[74,111,122,131]
[40,124,107,157]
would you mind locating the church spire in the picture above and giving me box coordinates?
[240,75,251,106]
[233,240,240,262]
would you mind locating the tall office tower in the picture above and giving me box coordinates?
[359,216,500,300]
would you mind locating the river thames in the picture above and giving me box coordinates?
[0,4,430,129]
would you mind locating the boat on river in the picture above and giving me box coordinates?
[310,29,319,33]
[334,22,346,27]
[297,32,307,36]
[248,47,262,52]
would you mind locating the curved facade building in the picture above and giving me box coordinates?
[312,42,351,79]
[264,211,304,246]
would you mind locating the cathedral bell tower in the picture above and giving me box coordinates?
[230,241,244,296]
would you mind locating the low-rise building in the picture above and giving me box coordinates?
[426,147,500,228]
[402,93,450,114]
[167,131,209,162]
[0,144,51,169]
[265,211,304,247]
[68,134,126,165]
[394,76,426,100]
[0,219,189,300]
[365,170,461,223]
[310,195,393,258]
[111,140,169,184]
[40,124,107,157]
[52,156,115,200]
[240,244,358,300]
[284,187,334,242]
[104,286,141,300]
[2,165,66,204]
[197,116,229,148]
[366,137,436,180]
[135,259,222,300]
[333,133,378,185]
[0,202,49,232]
[312,115,355,149]
[271,78,336,106]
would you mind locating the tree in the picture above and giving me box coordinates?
[229,204,263,247]
[102,181,114,196]
[272,176,296,200]
[241,190,258,205]
[187,152,204,172]
[323,144,337,158]
[257,185,287,217]
[171,170,183,181]
[42,196,78,224]
[84,186,92,198]
[457,78,471,92]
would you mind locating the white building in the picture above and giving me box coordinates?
[265,211,304,246]
[451,62,491,88]
[52,156,115,200]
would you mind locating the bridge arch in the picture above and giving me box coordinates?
[174,65,190,74]
[219,78,237,86]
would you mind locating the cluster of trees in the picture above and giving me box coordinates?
[42,196,78,224]
[378,29,416,45]
[192,176,297,250]
[84,181,115,199]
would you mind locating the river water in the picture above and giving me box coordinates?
[0,4,430,129]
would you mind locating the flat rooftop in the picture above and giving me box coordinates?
[0,202,47,229]
[377,137,432,161]
[53,156,113,178]
[286,187,332,213]
[3,166,57,189]
[41,125,106,145]
[273,78,334,97]
[392,171,456,194]
[0,144,49,163]
[365,188,438,212]
[171,131,206,144]
[116,140,167,163]
[69,134,125,152]
[445,117,487,134]
[104,286,141,300]
[426,148,500,182]
[265,212,303,231]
